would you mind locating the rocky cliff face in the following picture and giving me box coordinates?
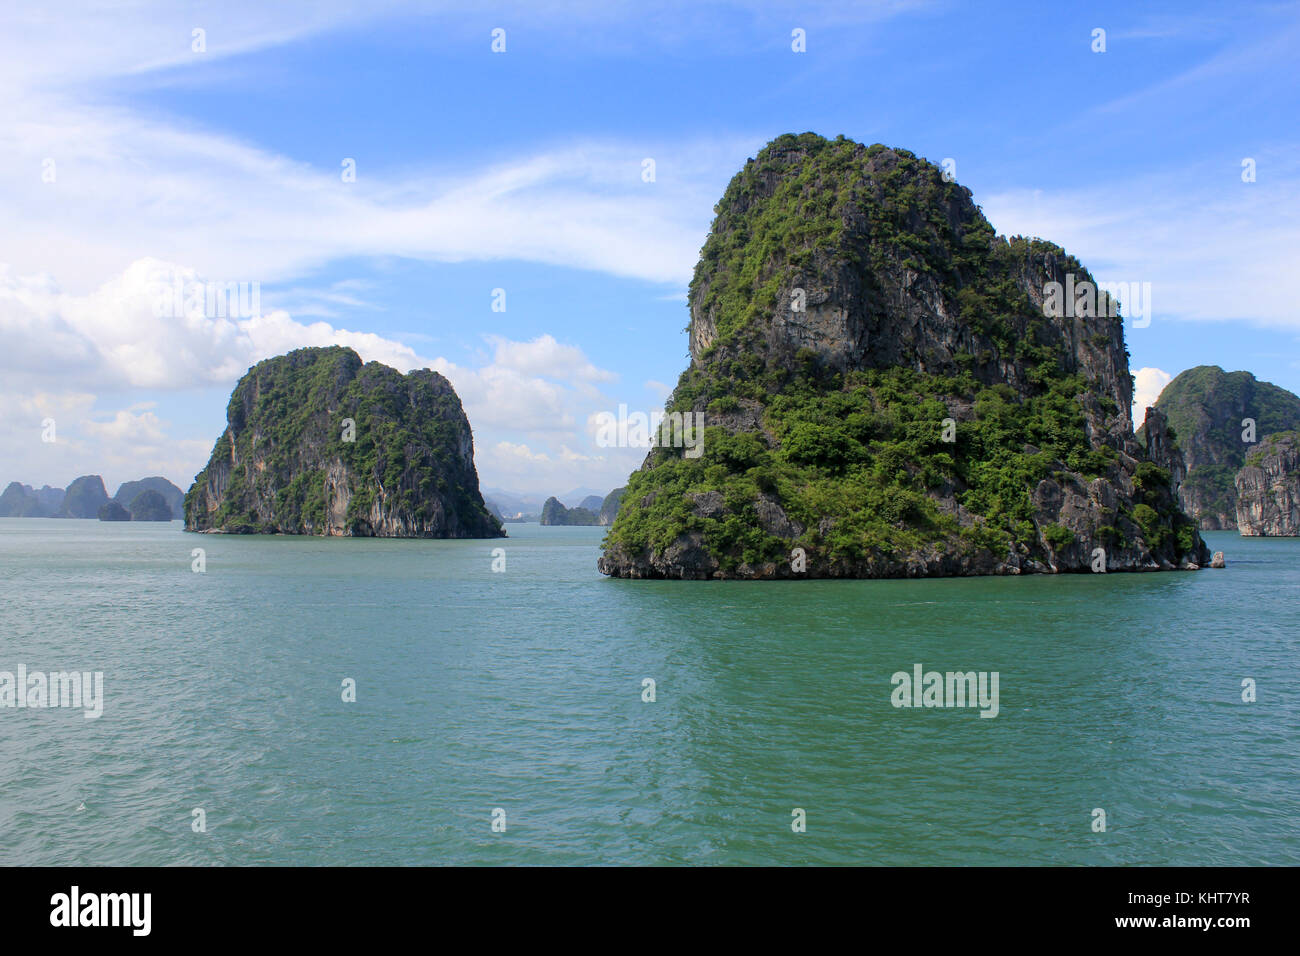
[59,476,108,518]
[1141,406,1187,496]
[1138,366,1300,529]
[598,487,625,526]
[185,346,503,538]
[599,133,1208,579]
[1236,432,1300,536]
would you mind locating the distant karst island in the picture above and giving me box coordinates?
[183,346,502,538]
[539,488,625,526]
[598,132,1221,580]
[0,476,184,520]
[1136,365,1300,533]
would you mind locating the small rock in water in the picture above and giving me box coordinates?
[1211,551,1226,568]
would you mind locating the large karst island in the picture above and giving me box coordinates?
[184,346,503,537]
[598,132,1213,579]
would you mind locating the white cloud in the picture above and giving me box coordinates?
[0,390,212,495]
[83,404,168,444]
[645,379,674,400]
[1132,367,1174,424]
[980,160,1300,330]
[484,334,617,384]
[417,336,629,448]
[477,439,636,492]
[0,259,438,390]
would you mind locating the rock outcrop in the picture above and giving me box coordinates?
[1138,366,1300,529]
[128,489,174,521]
[599,133,1208,579]
[114,477,184,519]
[59,476,108,518]
[540,496,600,526]
[1141,406,1187,495]
[1236,432,1300,536]
[598,487,625,526]
[184,346,503,537]
[97,500,131,521]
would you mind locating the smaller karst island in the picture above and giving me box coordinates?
[183,346,502,538]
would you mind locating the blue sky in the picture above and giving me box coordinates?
[2,0,1297,500]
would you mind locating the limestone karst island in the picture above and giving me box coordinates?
[184,346,502,538]
[598,133,1214,579]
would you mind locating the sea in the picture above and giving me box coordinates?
[0,519,1295,865]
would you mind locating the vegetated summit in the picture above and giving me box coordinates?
[599,132,1208,579]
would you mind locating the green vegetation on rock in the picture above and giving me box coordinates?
[1140,365,1300,529]
[185,346,502,538]
[600,133,1204,578]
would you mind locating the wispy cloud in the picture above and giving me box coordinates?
[0,89,728,292]
[981,153,1300,328]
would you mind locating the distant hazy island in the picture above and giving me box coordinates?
[0,476,183,520]
[538,488,624,526]
[541,496,600,526]
[184,346,503,538]
[599,133,1216,579]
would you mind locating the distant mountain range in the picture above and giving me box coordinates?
[0,476,184,520]
[2,473,617,527]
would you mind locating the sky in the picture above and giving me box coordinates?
[2,0,1298,501]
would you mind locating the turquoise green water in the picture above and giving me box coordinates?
[0,519,1296,865]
